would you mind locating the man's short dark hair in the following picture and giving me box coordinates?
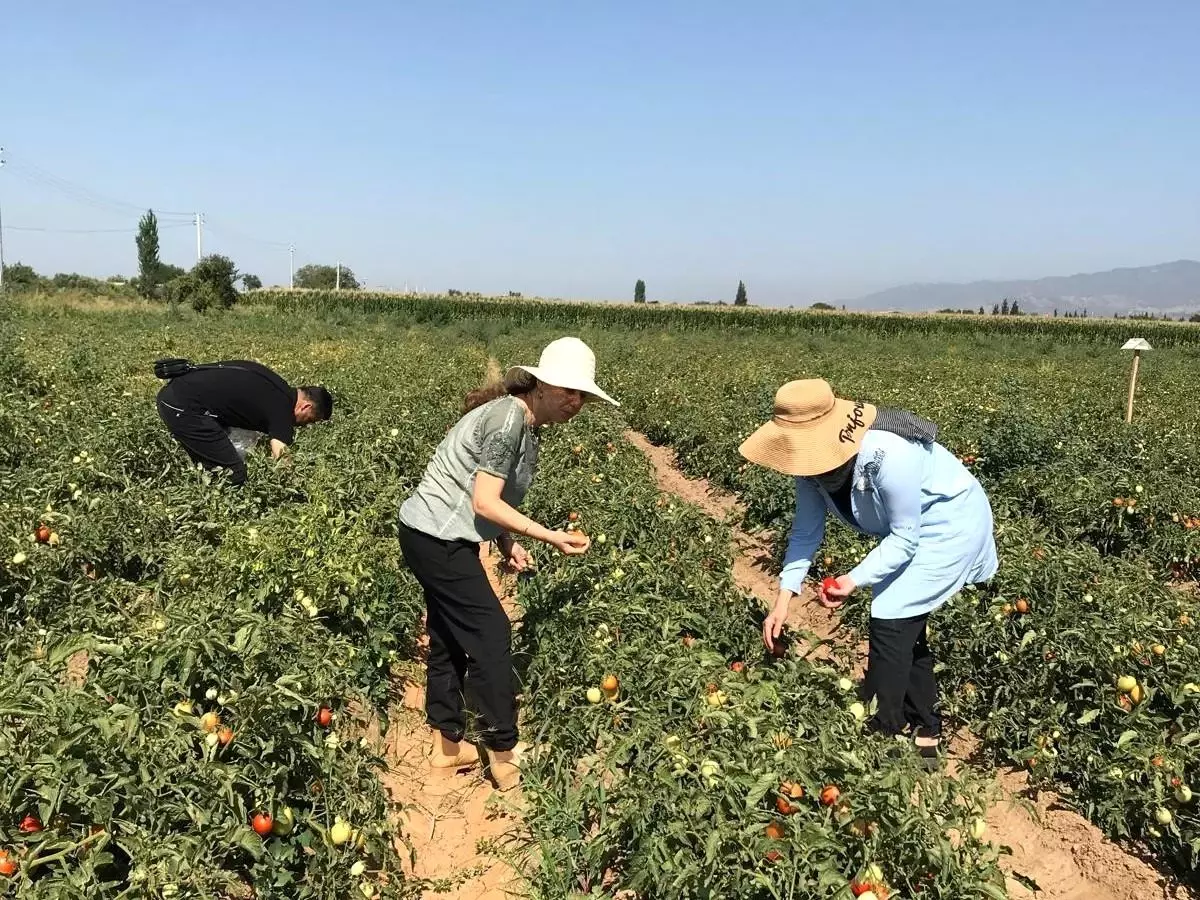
[299,385,334,421]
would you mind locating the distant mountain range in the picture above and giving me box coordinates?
[848,260,1200,317]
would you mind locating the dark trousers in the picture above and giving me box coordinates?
[398,522,518,752]
[156,385,247,485]
[862,613,939,738]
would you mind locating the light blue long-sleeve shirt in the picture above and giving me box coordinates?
[780,430,998,619]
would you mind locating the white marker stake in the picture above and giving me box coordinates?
[1121,338,1153,424]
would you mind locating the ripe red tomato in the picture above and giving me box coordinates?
[765,849,782,863]
[19,815,42,833]
[0,850,16,877]
[217,726,234,746]
[730,660,745,673]
[775,796,798,815]
[764,820,786,840]
[35,525,51,544]
[821,577,838,594]
[1015,598,1030,615]
[819,785,840,806]
[568,511,579,522]
[251,812,273,836]
[316,706,333,727]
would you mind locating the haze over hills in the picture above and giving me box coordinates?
[847,260,1200,317]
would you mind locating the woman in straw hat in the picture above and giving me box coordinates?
[399,337,619,790]
[740,379,997,765]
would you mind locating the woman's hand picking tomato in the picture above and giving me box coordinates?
[819,575,856,609]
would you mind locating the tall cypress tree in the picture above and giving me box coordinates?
[136,210,161,299]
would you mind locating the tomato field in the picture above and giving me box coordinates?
[2,292,1199,898]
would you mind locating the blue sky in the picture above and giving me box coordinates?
[3,1,1197,303]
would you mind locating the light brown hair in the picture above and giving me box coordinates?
[463,358,537,413]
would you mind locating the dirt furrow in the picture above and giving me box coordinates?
[624,428,1188,900]
[379,547,526,900]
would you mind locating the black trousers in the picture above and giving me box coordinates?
[156,385,247,485]
[862,613,939,738]
[398,522,518,751]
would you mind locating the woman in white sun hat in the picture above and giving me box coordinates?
[398,337,618,791]
[739,379,997,768]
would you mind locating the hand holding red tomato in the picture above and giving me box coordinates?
[818,575,856,609]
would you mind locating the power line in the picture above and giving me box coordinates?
[204,220,292,250]
[6,223,193,234]
[1,150,296,278]
[4,156,194,219]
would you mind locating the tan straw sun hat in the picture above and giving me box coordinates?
[508,337,619,406]
[738,379,877,476]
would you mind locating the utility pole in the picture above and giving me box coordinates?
[194,212,204,262]
[289,244,295,289]
[335,261,341,291]
[0,146,6,293]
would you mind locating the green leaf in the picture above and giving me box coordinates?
[1116,730,1138,748]
[1076,709,1100,726]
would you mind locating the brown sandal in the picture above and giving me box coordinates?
[429,732,480,776]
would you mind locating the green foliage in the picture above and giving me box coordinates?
[169,255,240,313]
[157,262,188,284]
[735,280,748,306]
[6,293,1200,894]
[811,302,836,310]
[0,308,455,897]
[248,289,1200,349]
[294,265,360,291]
[2,261,41,291]
[242,274,263,291]
[634,279,646,304]
[135,210,161,299]
[595,325,1200,877]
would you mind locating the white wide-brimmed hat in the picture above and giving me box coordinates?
[508,337,619,407]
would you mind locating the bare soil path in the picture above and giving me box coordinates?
[378,547,527,900]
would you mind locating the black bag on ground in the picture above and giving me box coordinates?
[154,358,195,380]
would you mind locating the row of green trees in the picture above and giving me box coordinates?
[133,210,359,310]
[633,278,750,306]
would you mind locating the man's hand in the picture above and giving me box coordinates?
[269,438,290,461]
